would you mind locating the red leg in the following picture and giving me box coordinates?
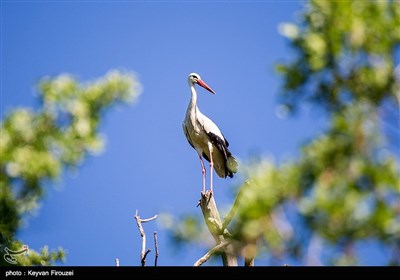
[199,155,206,193]
[207,143,214,193]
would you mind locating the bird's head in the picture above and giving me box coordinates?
[188,73,216,94]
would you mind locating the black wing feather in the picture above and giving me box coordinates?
[206,131,234,178]
[207,132,232,160]
[221,132,229,147]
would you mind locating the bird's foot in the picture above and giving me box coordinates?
[201,189,213,196]
[199,189,213,203]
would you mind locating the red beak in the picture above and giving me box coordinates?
[197,79,216,94]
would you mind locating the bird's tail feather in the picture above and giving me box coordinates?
[227,155,238,176]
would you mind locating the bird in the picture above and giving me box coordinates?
[183,72,238,194]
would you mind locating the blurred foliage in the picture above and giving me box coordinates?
[276,0,400,113]
[166,0,400,265]
[0,70,141,266]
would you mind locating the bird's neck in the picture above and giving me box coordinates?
[188,84,199,113]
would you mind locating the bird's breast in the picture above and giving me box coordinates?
[186,123,207,151]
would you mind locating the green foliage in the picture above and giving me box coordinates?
[0,70,141,266]
[167,0,400,265]
[276,0,399,113]
[231,103,399,265]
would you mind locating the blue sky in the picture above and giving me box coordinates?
[1,0,389,266]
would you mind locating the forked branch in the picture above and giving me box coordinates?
[198,191,238,266]
[134,210,158,266]
[193,242,230,266]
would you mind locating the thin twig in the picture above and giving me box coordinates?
[134,210,158,267]
[154,231,159,267]
[134,211,147,266]
[141,215,159,223]
[193,242,230,266]
[142,249,151,266]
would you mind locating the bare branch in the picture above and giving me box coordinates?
[134,211,147,265]
[142,249,151,266]
[134,210,158,266]
[199,190,238,266]
[193,242,230,266]
[141,215,158,223]
[154,231,159,267]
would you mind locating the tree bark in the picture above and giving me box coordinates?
[199,191,238,266]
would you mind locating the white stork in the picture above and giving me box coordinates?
[183,72,238,193]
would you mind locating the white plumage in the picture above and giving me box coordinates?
[183,73,237,193]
